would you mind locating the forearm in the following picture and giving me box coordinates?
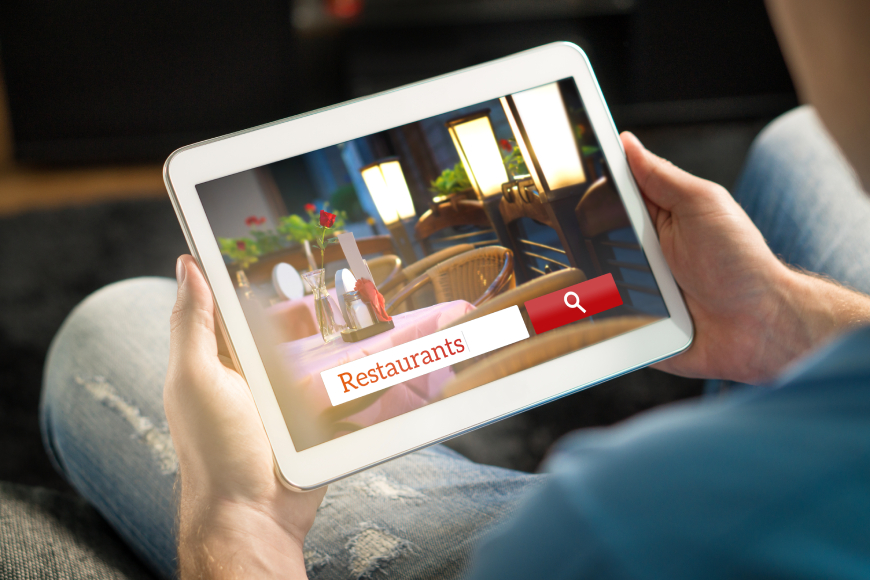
[178,494,308,580]
[768,266,870,372]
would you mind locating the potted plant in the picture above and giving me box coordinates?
[217,204,347,275]
[429,162,474,202]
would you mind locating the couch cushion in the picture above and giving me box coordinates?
[0,482,156,580]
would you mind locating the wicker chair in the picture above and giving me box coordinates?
[574,176,632,276]
[414,196,498,256]
[379,244,475,313]
[365,254,403,291]
[438,315,659,399]
[385,246,515,314]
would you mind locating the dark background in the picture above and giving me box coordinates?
[0,0,795,491]
[1,0,794,164]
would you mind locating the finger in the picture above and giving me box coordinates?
[641,193,660,224]
[169,255,218,364]
[621,132,716,212]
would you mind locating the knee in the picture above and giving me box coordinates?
[742,106,835,183]
[40,277,177,467]
[43,277,176,383]
[734,106,836,209]
[746,106,818,170]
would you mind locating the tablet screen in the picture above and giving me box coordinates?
[196,78,669,450]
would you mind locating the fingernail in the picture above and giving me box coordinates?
[624,131,645,150]
[176,257,186,286]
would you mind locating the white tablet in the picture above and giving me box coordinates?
[164,42,693,490]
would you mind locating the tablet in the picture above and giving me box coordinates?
[164,42,693,490]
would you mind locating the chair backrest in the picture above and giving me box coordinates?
[402,244,474,282]
[380,245,474,313]
[497,190,573,281]
[426,245,515,305]
[574,176,630,238]
[385,245,515,313]
[415,198,497,255]
[366,254,402,289]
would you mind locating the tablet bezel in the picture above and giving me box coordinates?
[164,42,693,490]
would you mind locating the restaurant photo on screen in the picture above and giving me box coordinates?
[195,78,669,450]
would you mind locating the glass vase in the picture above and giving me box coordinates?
[301,268,342,344]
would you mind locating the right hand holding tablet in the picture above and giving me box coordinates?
[622,132,870,384]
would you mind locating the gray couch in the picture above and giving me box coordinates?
[0,482,155,580]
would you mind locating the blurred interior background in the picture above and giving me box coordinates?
[0,0,796,490]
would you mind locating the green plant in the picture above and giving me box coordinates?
[278,203,346,245]
[218,237,260,270]
[217,206,347,268]
[430,162,471,197]
[499,139,528,178]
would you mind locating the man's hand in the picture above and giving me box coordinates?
[622,132,870,383]
[165,255,325,579]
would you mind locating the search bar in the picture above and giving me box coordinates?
[523,273,623,335]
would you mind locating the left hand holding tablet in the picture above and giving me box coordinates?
[165,255,324,579]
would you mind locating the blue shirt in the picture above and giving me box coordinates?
[470,327,870,579]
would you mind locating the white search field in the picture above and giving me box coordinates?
[321,306,529,406]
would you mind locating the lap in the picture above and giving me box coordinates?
[40,277,543,580]
[42,106,869,577]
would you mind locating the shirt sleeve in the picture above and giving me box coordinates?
[466,327,870,580]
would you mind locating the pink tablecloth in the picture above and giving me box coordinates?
[276,300,475,429]
[267,289,343,343]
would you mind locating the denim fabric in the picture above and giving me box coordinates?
[40,105,870,579]
[41,279,180,579]
[40,279,543,580]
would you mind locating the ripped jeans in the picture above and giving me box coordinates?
[39,276,542,580]
[40,106,870,580]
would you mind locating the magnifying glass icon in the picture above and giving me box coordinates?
[564,291,586,313]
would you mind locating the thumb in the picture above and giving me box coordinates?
[169,255,218,364]
[621,131,718,212]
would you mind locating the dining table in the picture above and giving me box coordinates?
[267,288,343,342]
[274,299,475,432]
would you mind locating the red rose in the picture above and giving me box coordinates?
[304,203,317,213]
[244,216,257,227]
[499,139,513,153]
[257,216,266,225]
[319,210,337,228]
[236,240,246,250]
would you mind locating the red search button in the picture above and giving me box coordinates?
[524,273,623,335]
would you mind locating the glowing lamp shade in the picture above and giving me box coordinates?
[360,158,416,225]
[446,111,509,199]
[503,82,585,191]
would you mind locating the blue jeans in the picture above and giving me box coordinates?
[40,106,870,579]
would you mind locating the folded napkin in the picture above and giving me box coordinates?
[355,278,392,322]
